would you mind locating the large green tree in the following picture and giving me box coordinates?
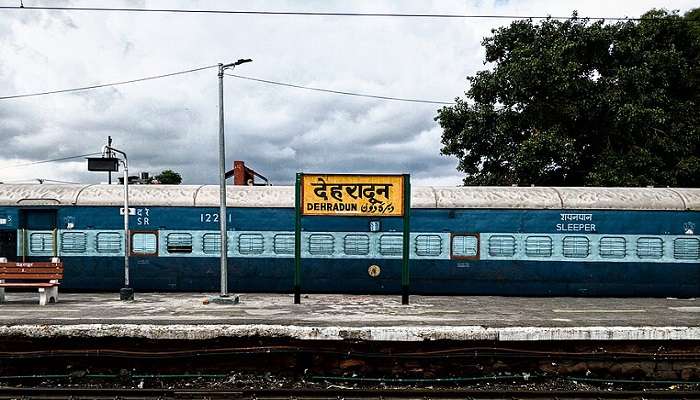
[436,9,700,186]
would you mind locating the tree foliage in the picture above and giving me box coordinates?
[436,9,700,186]
[155,169,182,185]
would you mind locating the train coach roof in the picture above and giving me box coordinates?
[0,184,698,210]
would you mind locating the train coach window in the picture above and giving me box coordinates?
[525,236,552,257]
[166,233,193,253]
[415,235,442,256]
[239,233,264,255]
[61,232,87,253]
[30,232,53,254]
[599,237,626,259]
[379,234,403,256]
[309,234,335,255]
[344,234,370,255]
[452,235,478,257]
[636,237,663,259]
[488,235,515,257]
[96,232,122,253]
[132,232,157,255]
[562,236,589,258]
[309,234,334,255]
[673,238,699,260]
[273,234,294,254]
[202,233,221,254]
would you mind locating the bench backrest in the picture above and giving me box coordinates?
[0,262,64,281]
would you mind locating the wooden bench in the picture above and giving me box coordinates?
[0,260,63,306]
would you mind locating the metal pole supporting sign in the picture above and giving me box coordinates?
[294,173,302,304]
[401,174,411,305]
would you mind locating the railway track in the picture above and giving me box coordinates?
[1,387,700,399]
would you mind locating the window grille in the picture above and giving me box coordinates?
[132,232,157,255]
[202,233,221,254]
[238,233,264,255]
[309,234,334,255]
[599,237,626,259]
[344,234,370,255]
[673,238,699,260]
[452,235,478,257]
[415,235,442,256]
[96,232,121,253]
[562,236,589,258]
[379,234,403,256]
[61,232,87,253]
[166,233,193,253]
[525,236,552,257]
[636,237,663,259]
[273,234,295,254]
[30,232,53,253]
[488,235,515,257]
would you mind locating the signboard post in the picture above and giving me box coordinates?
[294,173,411,304]
[294,173,303,304]
[401,175,410,305]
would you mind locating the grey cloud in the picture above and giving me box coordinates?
[1,0,698,186]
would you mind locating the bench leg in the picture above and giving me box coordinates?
[49,286,58,304]
[38,288,47,306]
[0,287,4,304]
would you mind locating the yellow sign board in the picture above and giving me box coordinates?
[301,174,405,216]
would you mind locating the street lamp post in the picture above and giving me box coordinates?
[88,145,132,301]
[217,59,252,299]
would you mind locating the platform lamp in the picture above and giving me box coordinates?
[87,144,133,301]
[213,58,252,304]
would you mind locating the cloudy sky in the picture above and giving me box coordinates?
[0,0,696,186]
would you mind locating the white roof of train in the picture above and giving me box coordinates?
[0,184,698,210]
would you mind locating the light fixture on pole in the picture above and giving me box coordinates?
[87,143,132,301]
[215,58,252,302]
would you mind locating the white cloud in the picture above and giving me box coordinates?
[0,0,696,185]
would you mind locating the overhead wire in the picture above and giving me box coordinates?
[0,152,101,171]
[0,179,83,184]
[225,73,454,105]
[0,65,218,100]
[0,5,695,22]
[0,64,453,105]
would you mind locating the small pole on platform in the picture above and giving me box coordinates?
[87,146,129,300]
[121,155,131,300]
[107,136,113,185]
[294,172,302,304]
[401,174,411,305]
[94,144,133,301]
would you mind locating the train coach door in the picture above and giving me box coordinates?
[0,231,17,261]
[20,209,58,261]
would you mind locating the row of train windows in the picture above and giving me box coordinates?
[485,235,700,260]
[27,232,700,260]
[32,232,444,257]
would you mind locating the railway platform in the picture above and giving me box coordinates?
[0,293,698,341]
[2,293,700,386]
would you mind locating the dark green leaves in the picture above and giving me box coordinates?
[437,9,700,187]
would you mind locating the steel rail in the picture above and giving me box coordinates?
[2,387,700,399]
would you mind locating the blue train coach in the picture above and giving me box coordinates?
[0,184,698,296]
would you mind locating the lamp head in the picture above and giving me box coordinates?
[234,58,253,66]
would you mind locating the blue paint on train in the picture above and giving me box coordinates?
[30,206,699,234]
[54,256,699,297]
[1,204,698,296]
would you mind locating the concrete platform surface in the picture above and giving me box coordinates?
[0,293,699,341]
